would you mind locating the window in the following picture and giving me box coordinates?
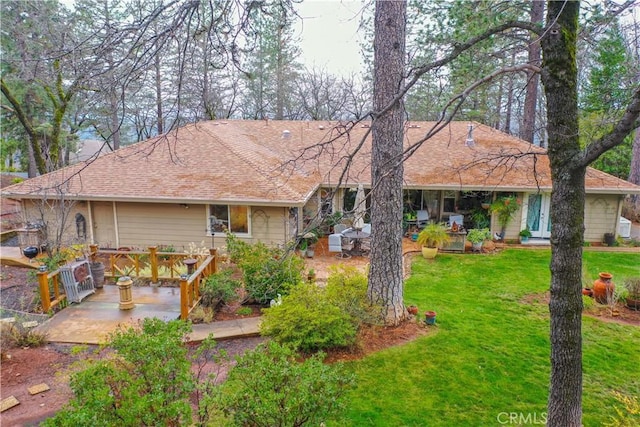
[209,205,249,234]
[343,188,371,213]
[443,190,457,213]
[320,189,333,217]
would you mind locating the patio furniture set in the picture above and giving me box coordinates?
[328,223,372,258]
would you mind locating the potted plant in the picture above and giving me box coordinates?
[519,227,532,243]
[624,277,640,310]
[416,222,450,259]
[490,195,520,240]
[424,310,437,325]
[299,232,318,258]
[466,228,491,252]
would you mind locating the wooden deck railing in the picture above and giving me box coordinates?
[88,245,218,282]
[37,268,67,313]
[37,246,218,320]
[179,251,217,320]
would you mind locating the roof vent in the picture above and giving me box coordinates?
[282,130,291,139]
[465,124,475,147]
[318,125,325,130]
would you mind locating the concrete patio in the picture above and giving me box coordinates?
[33,284,260,345]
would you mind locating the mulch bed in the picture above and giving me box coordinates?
[521,291,640,326]
[324,319,432,363]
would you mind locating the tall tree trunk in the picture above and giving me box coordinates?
[275,24,284,120]
[368,0,407,326]
[628,130,640,213]
[503,50,517,134]
[494,77,503,130]
[27,142,38,178]
[522,0,544,144]
[155,47,164,135]
[540,2,583,425]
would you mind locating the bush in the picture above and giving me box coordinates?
[225,232,251,264]
[211,341,353,426]
[261,282,358,352]
[239,242,304,305]
[200,269,241,309]
[189,305,215,323]
[325,265,380,326]
[0,322,48,349]
[44,319,195,427]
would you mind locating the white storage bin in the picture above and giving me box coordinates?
[618,217,631,239]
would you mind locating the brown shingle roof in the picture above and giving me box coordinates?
[3,120,639,204]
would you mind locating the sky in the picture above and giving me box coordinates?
[59,0,365,76]
[293,0,365,75]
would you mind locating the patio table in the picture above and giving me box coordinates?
[342,229,371,256]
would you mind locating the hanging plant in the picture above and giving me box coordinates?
[490,196,520,238]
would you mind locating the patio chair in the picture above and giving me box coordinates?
[416,210,429,228]
[334,223,348,234]
[328,233,351,258]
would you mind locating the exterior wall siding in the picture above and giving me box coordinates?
[112,203,288,250]
[584,194,620,242]
[117,203,207,249]
[247,206,289,247]
[17,194,622,249]
[22,200,91,247]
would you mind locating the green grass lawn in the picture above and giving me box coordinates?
[329,249,640,426]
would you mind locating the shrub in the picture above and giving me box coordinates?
[211,341,354,426]
[261,282,357,352]
[189,305,215,323]
[239,242,304,305]
[200,269,241,309]
[44,319,195,427]
[225,231,251,264]
[0,322,48,349]
[325,265,381,326]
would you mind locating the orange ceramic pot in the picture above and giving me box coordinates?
[593,272,614,304]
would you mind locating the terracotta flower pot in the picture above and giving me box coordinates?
[407,305,418,315]
[424,311,437,325]
[593,272,614,304]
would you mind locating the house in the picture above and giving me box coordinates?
[70,139,113,164]
[2,120,638,250]
[1,173,24,229]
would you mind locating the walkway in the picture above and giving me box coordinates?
[34,285,260,345]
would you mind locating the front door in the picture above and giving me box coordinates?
[526,194,551,238]
[91,201,117,247]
